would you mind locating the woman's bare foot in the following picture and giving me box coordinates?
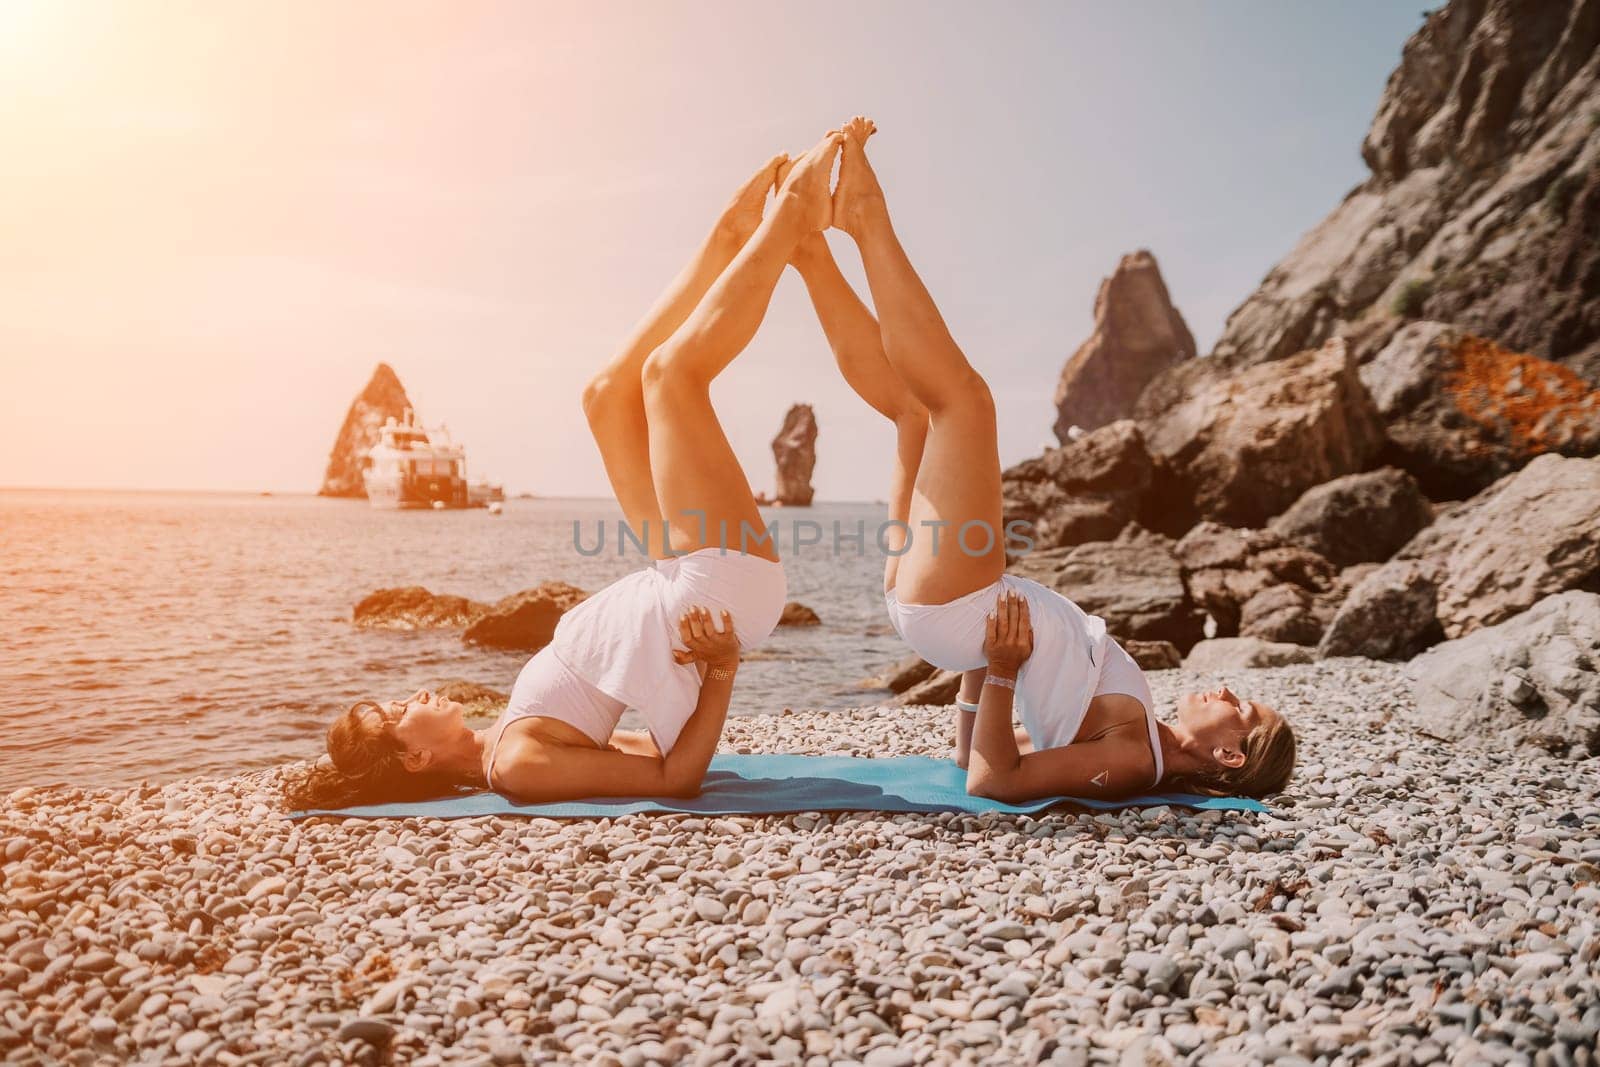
[833,116,886,241]
[777,131,844,233]
[717,154,788,245]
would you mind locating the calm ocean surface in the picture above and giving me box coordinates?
[0,491,907,790]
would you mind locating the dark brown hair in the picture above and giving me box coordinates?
[279,701,482,811]
[1165,711,1297,799]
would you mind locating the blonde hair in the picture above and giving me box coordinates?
[279,701,481,811]
[1166,711,1296,799]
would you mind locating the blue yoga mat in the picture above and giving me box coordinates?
[291,754,1266,819]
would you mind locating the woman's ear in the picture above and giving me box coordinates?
[1213,744,1246,770]
[400,748,433,773]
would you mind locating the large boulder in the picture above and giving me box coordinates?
[462,581,590,652]
[772,404,818,507]
[1010,526,1206,652]
[1052,250,1196,441]
[1267,467,1433,566]
[778,602,821,626]
[1174,522,1339,638]
[1001,420,1156,551]
[1433,453,1600,638]
[353,587,488,629]
[896,669,962,708]
[1404,591,1600,759]
[1121,640,1182,671]
[320,363,412,498]
[1238,584,1332,647]
[1317,558,1446,661]
[430,679,510,715]
[1183,638,1315,671]
[1133,338,1386,527]
[1360,323,1600,498]
[880,655,939,695]
[1208,0,1600,384]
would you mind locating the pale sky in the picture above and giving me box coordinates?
[0,1,1425,499]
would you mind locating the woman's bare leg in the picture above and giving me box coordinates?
[582,155,786,558]
[789,232,928,592]
[832,117,1005,605]
[642,132,844,562]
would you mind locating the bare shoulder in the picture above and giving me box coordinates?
[487,728,561,795]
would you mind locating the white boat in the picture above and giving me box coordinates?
[362,410,470,510]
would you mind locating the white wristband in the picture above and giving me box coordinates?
[955,699,979,713]
[984,674,1016,691]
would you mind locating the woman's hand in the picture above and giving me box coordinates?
[983,590,1034,673]
[671,606,740,669]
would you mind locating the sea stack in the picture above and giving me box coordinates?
[772,403,818,506]
[319,363,411,498]
[1053,250,1195,443]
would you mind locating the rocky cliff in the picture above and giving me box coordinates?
[319,363,411,498]
[1052,250,1196,442]
[1209,0,1600,383]
[772,404,818,507]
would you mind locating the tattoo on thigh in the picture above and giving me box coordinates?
[1090,770,1109,788]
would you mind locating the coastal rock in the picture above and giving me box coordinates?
[1121,640,1182,671]
[880,655,938,695]
[319,363,411,498]
[1406,590,1600,758]
[1267,467,1433,566]
[1183,638,1315,670]
[1052,251,1197,441]
[1238,584,1333,647]
[352,587,488,630]
[1318,558,1445,661]
[1001,420,1157,551]
[1175,522,1338,637]
[430,680,510,715]
[1011,526,1206,652]
[1208,0,1600,384]
[778,602,821,627]
[771,404,818,507]
[461,582,590,652]
[896,669,961,707]
[1133,338,1385,528]
[1360,323,1600,498]
[1433,453,1600,637]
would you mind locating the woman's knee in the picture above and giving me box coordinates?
[640,343,706,400]
[582,371,628,425]
[929,369,995,426]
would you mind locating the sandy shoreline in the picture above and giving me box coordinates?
[4,661,1598,1066]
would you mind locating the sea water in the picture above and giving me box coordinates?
[0,490,906,789]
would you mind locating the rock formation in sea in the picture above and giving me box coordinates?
[1052,250,1196,442]
[462,582,590,652]
[778,602,821,627]
[1206,0,1600,384]
[319,363,412,498]
[771,404,818,507]
[352,587,488,630]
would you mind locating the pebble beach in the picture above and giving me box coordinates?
[5,660,1599,1067]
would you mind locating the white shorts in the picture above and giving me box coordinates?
[885,574,1142,750]
[552,548,787,753]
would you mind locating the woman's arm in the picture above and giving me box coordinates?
[608,730,663,758]
[965,592,1146,802]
